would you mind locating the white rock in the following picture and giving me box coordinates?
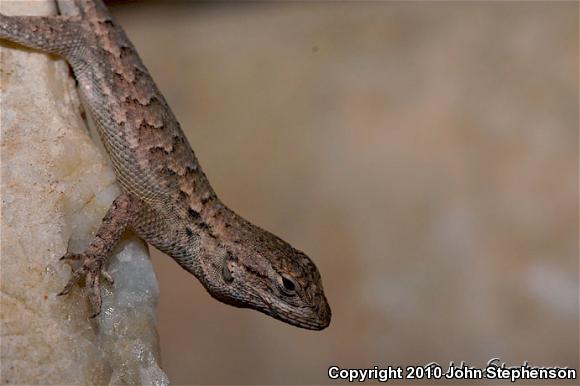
[0,1,169,384]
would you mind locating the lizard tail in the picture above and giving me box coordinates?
[0,13,83,57]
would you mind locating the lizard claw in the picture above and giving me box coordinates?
[101,269,114,285]
[60,252,81,261]
[60,238,81,261]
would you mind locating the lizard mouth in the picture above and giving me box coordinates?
[255,290,331,330]
[206,275,331,330]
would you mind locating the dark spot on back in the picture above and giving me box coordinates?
[201,191,216,205]
[161,167,177,176]
[119,46,132,58]
[188,208,200,220]
[149,145,171,156]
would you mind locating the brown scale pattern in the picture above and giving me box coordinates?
[76,1,216,225]
[0,0,331,330]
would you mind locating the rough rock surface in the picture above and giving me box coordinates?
[0,1,169,384]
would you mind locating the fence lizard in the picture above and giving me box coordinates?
[0,0,330,330]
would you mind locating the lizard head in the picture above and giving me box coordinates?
[199,206,331,330]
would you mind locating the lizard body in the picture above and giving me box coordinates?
[0,0,330,330]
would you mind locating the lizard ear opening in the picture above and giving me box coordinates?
[222,254,235,283]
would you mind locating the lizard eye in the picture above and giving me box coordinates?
[278,274,297,295]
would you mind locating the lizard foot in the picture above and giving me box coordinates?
[55,193,136,317]
[58,252,114,318]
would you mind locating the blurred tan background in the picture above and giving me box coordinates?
[106,1,578,384]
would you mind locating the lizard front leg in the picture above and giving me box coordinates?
[58,192,140,318]
[0,13,83,57]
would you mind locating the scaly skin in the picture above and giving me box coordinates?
[0,0,330,330]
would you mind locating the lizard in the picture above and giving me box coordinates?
[0,0,331,331]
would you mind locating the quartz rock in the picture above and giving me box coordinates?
[0,1,169,384]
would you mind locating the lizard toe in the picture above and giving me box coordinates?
[57,263,89,296]
[60,252,81,261]
[58,252,113,319]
